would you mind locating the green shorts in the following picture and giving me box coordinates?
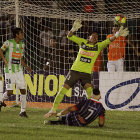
[64,70,91,88]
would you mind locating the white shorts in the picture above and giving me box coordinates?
[5,70,25,90]
[107,58,124,72]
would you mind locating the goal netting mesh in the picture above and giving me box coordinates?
[0,0,140,109]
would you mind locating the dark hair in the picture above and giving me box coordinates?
[12,27,23,38]
[93,88,100,95]
[113,24,120,28]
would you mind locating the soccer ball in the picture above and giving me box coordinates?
[114,14,126,26]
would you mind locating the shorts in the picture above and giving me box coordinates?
[5,70,25,90]
[64,70,91,88]
[107,58,124,72]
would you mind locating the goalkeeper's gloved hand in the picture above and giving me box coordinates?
[71,19,82,32]
[115,26,129,38]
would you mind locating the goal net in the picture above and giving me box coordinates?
[0,0,140,110]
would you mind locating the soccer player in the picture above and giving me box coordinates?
[0,27,32,117]
[44,19,129,118]
[44,88,105,127]
[107,25,128,72]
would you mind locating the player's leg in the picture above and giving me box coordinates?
[116,58,124,71]
[52,70,80,111]
[1,73,14,110]
[107,61,116,72]
[52,83,70,112]
[16,71,27,117]
[19,89,28,117]
[81,72,93,99]
[92,72,99,89]
[84,84,93,99]
[44,70,79,118]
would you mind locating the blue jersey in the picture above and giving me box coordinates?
[66,98,105,126]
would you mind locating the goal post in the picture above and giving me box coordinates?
[0,0,140,110]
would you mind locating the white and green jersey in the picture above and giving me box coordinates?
[67,35,111,74]
[1,39,24,73]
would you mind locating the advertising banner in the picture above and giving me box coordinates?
[5,71,87,104]
[99,72,140,111]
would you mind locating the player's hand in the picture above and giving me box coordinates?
[115,26,129,38]
[71,19,82,32]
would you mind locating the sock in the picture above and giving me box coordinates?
[52,87,68,111]
[20,94,26,113]
[2,92,9,101]
[86,87,93,99]
[0,80,3,102]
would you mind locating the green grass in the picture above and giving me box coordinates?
[0,107,140,140]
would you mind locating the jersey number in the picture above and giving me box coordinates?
[85,109,94,120]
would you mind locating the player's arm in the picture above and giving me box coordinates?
[67,19,86,46]
[0,41,9,66]
[110,26,129,42]
[98,109,105,127]
[57,100,85,117]
[98,116,105,127]
[21,58,32,73]
[99,26,129,50]
[56,105,77,117]
[0,48,8,66]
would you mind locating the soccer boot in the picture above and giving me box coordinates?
[19,111,28,118]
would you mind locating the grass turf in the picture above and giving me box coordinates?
[0,107,140,140]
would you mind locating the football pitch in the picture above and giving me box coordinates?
[0,107,140,140]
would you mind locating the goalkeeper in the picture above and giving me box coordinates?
[44,19,129,118]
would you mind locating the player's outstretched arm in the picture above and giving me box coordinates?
[110,26,129,42]
[68,19,82,37]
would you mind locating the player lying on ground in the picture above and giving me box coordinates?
[44,88,105,127]
[0,27,32,117]
[44,19,129,118]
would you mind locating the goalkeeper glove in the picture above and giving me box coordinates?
[71,19,82,32]
[115,26,129,38]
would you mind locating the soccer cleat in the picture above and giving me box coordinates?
[0,101,7,112]
[19,111,28,118]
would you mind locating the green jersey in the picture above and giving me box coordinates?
[1,39,24,73]
[67,35,111,74]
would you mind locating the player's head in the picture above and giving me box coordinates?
[112,25,119,34]
[88,31,98,44]
[12,27,23,40]
[92,88,101,100]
